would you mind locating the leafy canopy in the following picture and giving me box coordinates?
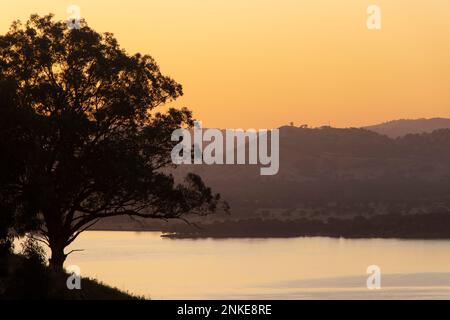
[0,14,224,264]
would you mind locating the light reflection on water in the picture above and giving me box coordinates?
[61,231,450,299]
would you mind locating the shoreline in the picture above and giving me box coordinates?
[87,228,450,241]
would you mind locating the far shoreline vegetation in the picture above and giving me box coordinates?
[90,211,450,240]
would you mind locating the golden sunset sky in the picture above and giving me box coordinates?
[2,0,450,129]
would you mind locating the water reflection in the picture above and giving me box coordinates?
[63,232,450,299]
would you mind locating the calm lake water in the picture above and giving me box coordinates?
[61,231,450,299]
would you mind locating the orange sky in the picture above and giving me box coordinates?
[2,0,450,129]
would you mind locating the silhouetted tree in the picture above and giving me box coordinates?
[0,14,224,268]
[0,77,40,255]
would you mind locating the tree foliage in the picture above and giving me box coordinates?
[0,14,224,268]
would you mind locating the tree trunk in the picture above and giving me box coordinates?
[44,209,69,270]
[49,242,67,270]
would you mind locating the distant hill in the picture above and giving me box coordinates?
[364,118,450,138]
[94,126,450,238]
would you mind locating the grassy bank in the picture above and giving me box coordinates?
[0,253,140,300]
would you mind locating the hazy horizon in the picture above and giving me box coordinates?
[2,0,450,129]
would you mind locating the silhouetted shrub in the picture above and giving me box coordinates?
[21,237,46,266]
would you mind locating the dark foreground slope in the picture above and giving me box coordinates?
[0,253,139,300]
